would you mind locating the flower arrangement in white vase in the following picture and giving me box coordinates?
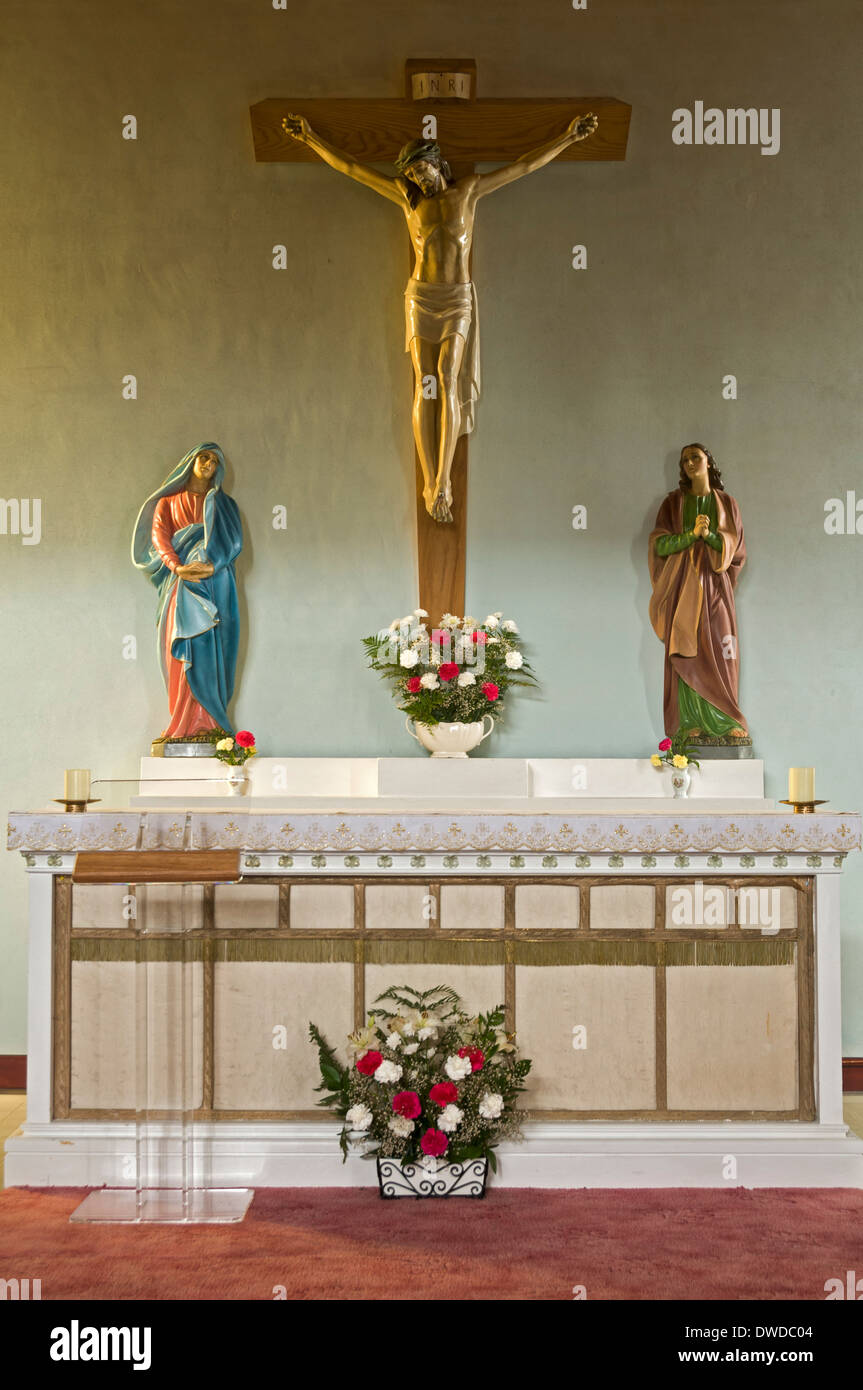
[362,610,537,756]
[213,729,257,795]
[650,731,701,798]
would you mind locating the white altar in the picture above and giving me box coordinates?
[6,757,863,1188]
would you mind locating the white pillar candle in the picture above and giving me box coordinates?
[64,769,91,802]
[788,767,814,802]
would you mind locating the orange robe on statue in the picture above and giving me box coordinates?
[152,492,220,738]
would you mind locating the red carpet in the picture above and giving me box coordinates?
[1,1186,861,1300]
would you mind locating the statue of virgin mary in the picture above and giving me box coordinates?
[132,443,242,741]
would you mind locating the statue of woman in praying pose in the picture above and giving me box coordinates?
[648,443,749,742]
[132,443,243,744]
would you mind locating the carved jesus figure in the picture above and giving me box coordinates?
[283,113,598,522]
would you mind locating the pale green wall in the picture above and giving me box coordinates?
[1,0,862,1053]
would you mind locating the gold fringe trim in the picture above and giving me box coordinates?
[70,937,796,967]
[664,939,796,968]
[515,940,657,967]
[364,940,505,966]
[514,939,796,967]
[71,938,355,964]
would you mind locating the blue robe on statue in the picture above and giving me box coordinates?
[131,443,242,734]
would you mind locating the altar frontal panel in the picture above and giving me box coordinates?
[70,960,204,1111]
[56,875,814,1123]
[666,964,798,1110]
[515,962,656,1110]
[214,950,355,1111]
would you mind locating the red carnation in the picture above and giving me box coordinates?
[482,682,499,702]
[658,738,672,752]
[392,1090,421,1119]
[356,1050,382,1076]
[429,1081,458,1107]
[438,662,460,682]
[235,730,255,748]
[420,1128,449,1157]
[471,631,488,644]
[458,1045,485,1072]
[406,676,422,693]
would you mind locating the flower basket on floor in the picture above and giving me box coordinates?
[309,984,531,1198]
[376,1156,489,1199]
[362,611,537,757]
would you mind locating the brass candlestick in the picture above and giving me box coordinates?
[778,799,828,815]
[53,798,102,814]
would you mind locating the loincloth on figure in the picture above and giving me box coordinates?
[404,278,481,436]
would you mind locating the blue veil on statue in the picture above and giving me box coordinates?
[131,442,242,736]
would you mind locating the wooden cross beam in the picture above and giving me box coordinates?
[250,63,630,625]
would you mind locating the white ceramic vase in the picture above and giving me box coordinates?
[406,715,494,758]
[670,765,692,799]
[225,764,250,796]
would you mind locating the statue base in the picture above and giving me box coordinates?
[152,739,219,759]
[690,738,754,761]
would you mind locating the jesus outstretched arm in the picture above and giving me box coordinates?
[474,113,599,198]
[282,114,407,206]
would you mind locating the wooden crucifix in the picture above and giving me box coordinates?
[250,61,630,625]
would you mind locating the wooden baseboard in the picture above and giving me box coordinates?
[0,1055,26,1089]
[843,1058,863,1092]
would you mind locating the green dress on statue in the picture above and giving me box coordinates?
[653,493,740,737]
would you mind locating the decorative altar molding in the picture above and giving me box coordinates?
[7,809,861,856]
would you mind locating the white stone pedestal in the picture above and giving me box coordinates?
[131,755,769,808]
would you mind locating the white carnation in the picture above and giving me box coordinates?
[413,608,429,618]
[457,671,476,687]
[385,1032,401,1050]
[215,738,234,751]
[425,1047,435,1057]
[345,1103,373,1131]
[399,648,420,668]
[501,619,519,632]
[388,1115,414,1137]
[437,1104,463,1134]
[373,1060,403,1084]
[420,672,440,690]
[484,615,500,628]
[479,1092,504,1120]
[403,1042,419,1055]
[417,1025,437,1040]
[444,1054,473,1082]
[504,650,523,669]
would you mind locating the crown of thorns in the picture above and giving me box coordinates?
[394,139,443,173]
